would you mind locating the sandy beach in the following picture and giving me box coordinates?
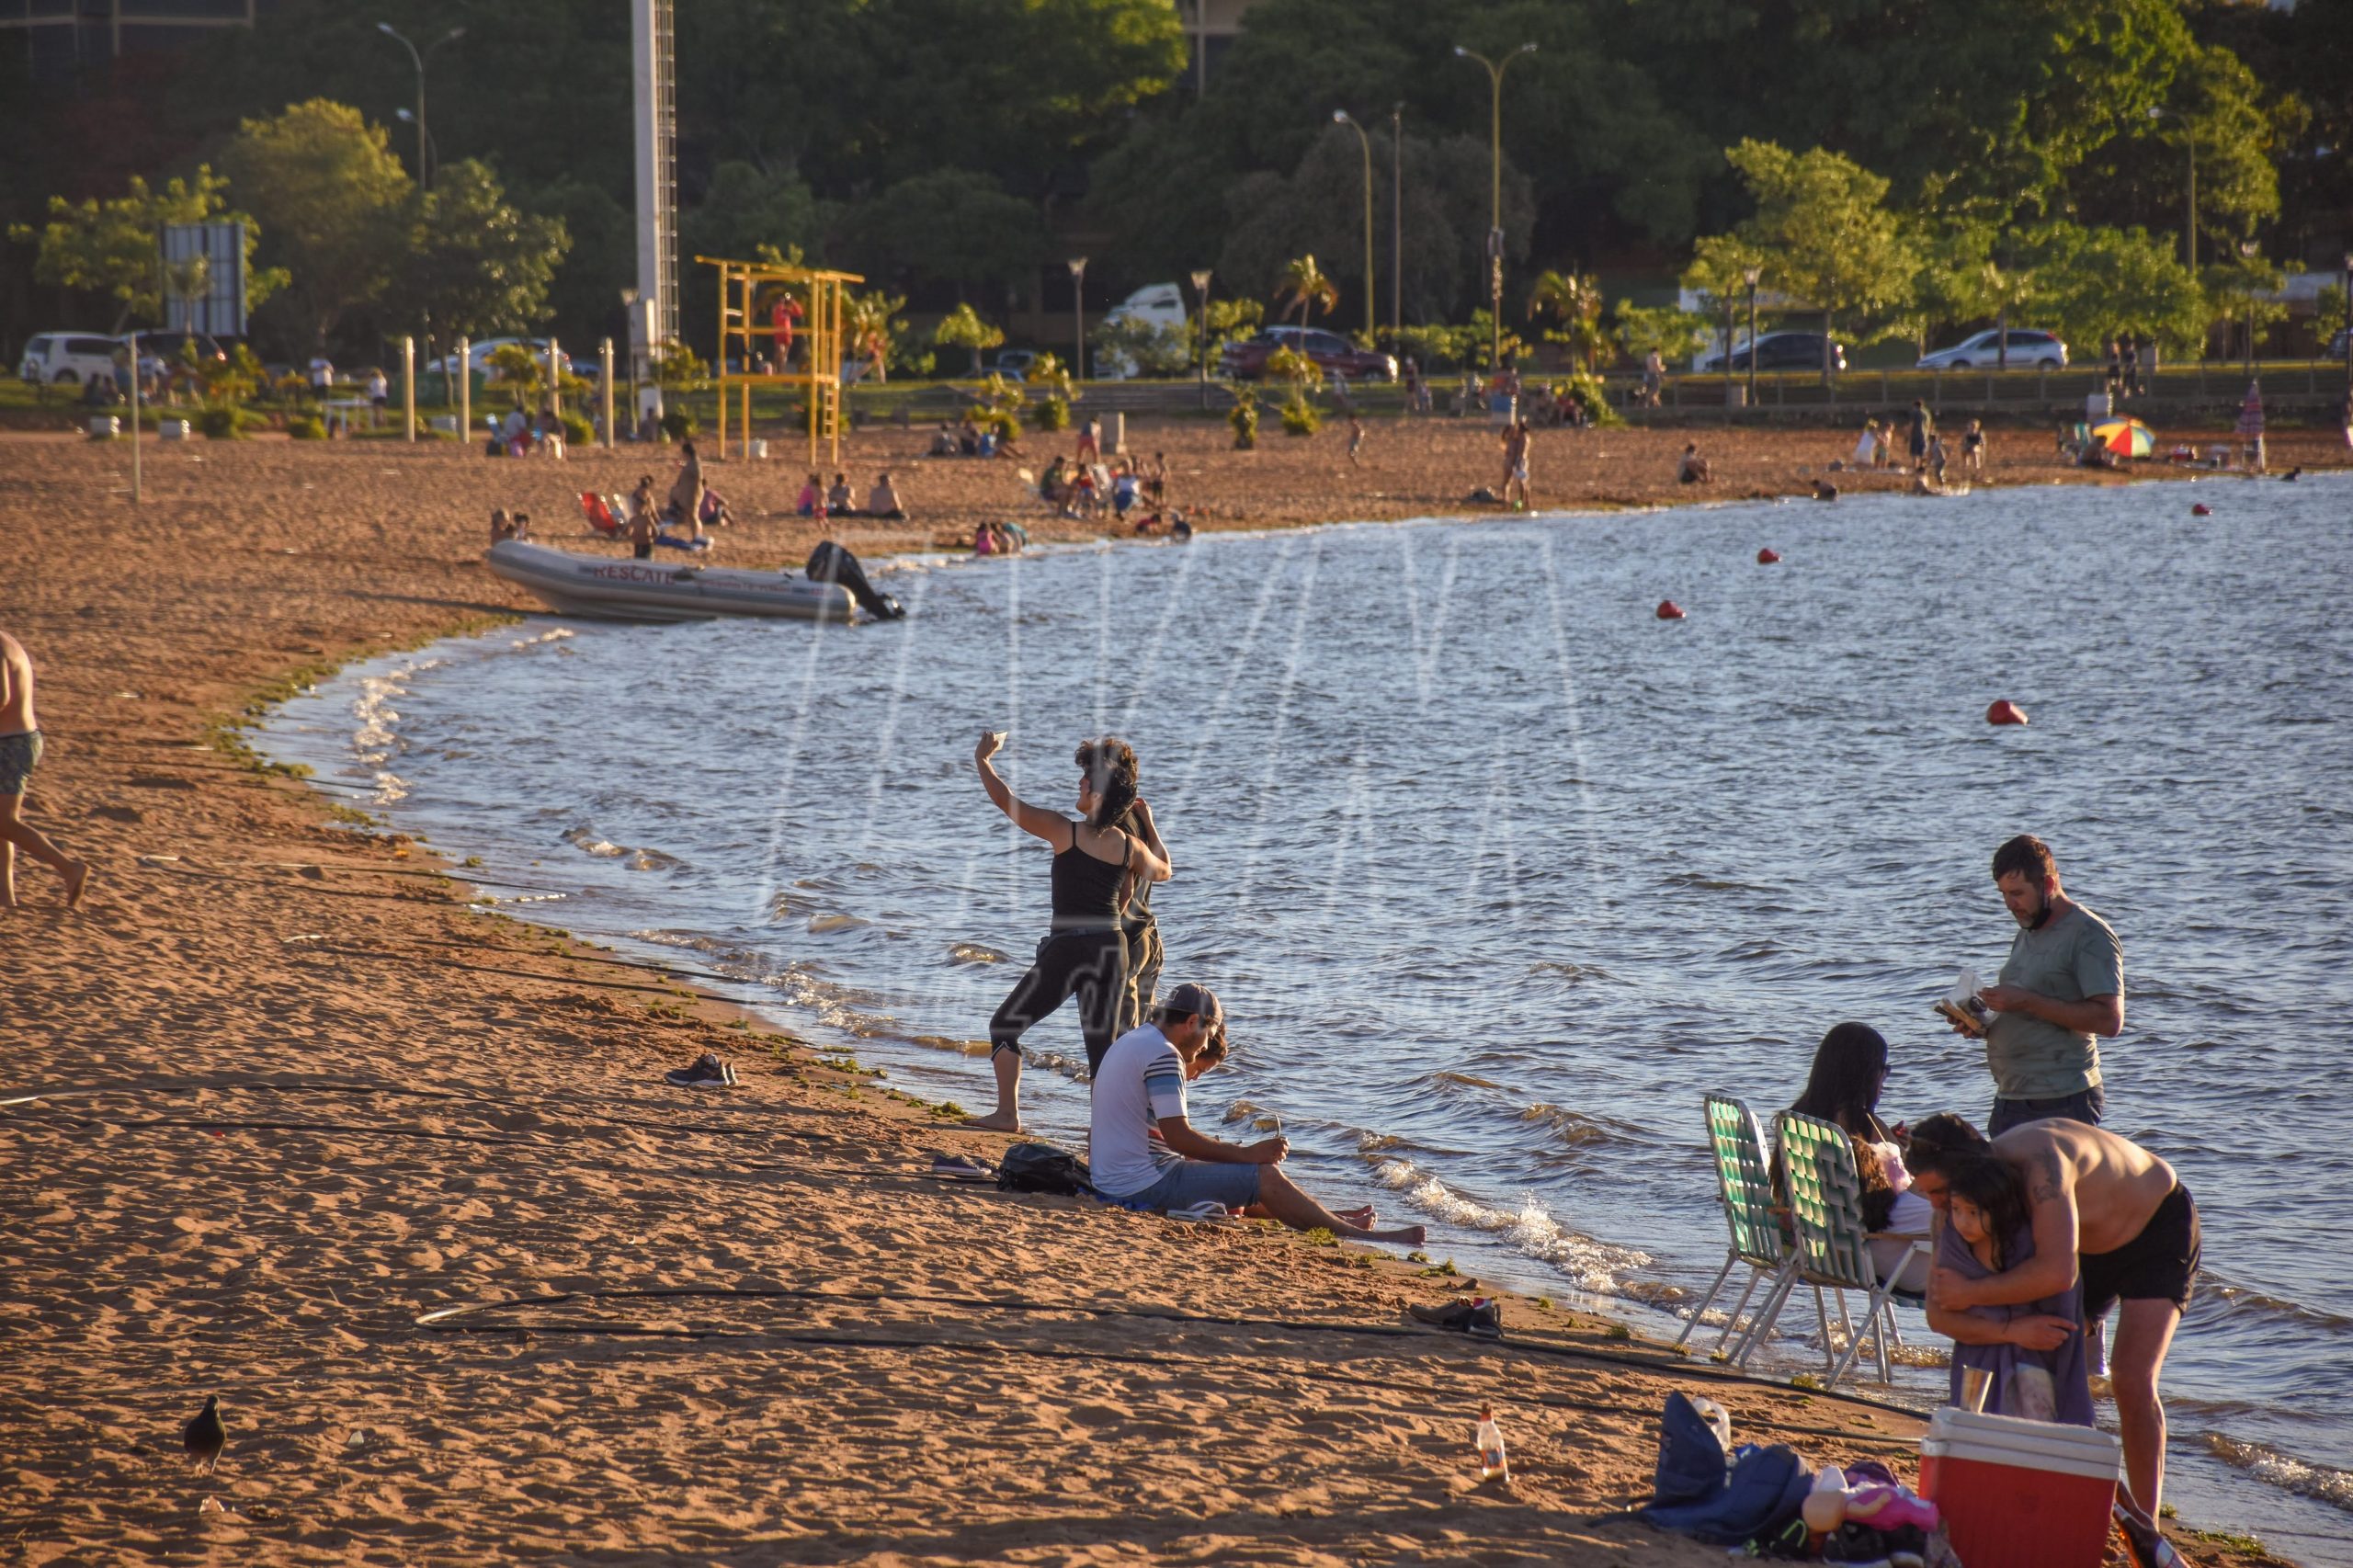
[2,426,2313,1565]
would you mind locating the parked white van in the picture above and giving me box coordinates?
[1094,283,1189,380]
[17,332,126,387]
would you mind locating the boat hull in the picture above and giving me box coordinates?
[485,540,858,623]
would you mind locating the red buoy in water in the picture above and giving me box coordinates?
[1656,599,1686,620]
[1757,548,1782,564]
[1986,700,2029,727]
[2191,503,2211,517]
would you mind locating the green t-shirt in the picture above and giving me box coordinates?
[1984,902,2123,1098]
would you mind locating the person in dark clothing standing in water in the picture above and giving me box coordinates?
[968,733,1171,1131]
[1117,792,1168,1033]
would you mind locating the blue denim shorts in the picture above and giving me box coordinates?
[1118,1158,1262,1213]
[0,731,41,796]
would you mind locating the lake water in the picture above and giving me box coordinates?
[264,478,2353,1562]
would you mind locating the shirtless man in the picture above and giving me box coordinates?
[1,631,92,910]
[625,484,659,561]
[1908,1113,2198,1541]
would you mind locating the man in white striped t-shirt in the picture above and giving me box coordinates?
[1088,983,1426,1246]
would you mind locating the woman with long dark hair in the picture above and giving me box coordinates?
[966,733,1171,1132]
[1786,1022,1933,1290]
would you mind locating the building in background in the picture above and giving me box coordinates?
[1,0,258,74]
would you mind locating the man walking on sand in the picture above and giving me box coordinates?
[1949,835,2122,1134]
[1089,983,1425,1246]
[1910,1113,2198,1562]
[0,631,91,911]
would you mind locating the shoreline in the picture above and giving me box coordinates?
[0,433,2311,1566]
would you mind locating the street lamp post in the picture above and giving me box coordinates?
[1334,110,1375,340]
[1389,103,1404,334]
[2148,107,2197,277]
[1743,266,1761,409]
[2341,251,2352,394]
[1067,257,1087,381]
[1190,268,1213,412]
[377,22,464,189]
[1453,41,1537,370]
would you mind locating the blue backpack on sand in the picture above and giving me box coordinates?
[1639,1392,1813,1548]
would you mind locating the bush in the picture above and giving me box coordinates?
[560,413,594,447]
[286,415,325,440]
[196,404,253,439]
[1556,369,1625,429]
[659,410,697,441]
[1279,396,1321,436]
[1387,324,1483,372]
[1228,390,1259,450]
[1036,394,1072,432]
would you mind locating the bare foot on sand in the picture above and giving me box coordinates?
[962,1108,1022,1133]
[63,859,88,909]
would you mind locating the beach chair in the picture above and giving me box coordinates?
[1678,1096,1790,1358]
[1765,1111,1929,1389]
[579,492,623,537]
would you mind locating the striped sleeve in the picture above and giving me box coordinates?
[1142,1045,1187,1122]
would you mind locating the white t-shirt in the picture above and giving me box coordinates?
[1089,1023,1188,1199]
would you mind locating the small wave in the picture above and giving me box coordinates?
[628,848,683,872]
[1528,960,1619,984]
[563,827,628,858]
[2206,1280,2353,1335]
[948,943,1009,966]
[2202,1436,2353,1513]
[372,770,409,804]
[508,627,575,649]
[808,913,868,934]
[1219,1099,1282,1132]
[1370,1158,1647,1293]
[1418,1071,1504,1093]
[1518,1103,1635,1148]
[1662,871,1769,893]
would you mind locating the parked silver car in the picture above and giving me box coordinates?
[1916,329,2068,370]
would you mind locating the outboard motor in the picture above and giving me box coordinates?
[805,540,904,620]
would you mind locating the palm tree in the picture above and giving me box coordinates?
[1274,255,1341,334]
[1529,269,1606,373]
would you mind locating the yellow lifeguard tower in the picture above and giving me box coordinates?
[698,254,863,464]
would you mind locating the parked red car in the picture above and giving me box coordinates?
[1221,325,1398,382]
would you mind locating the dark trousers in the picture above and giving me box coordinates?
[1989,1085,2106,1137]
[990,927,1127,1074]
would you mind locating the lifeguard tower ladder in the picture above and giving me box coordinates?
[699,255,863,465]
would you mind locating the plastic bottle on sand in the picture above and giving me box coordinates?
[1475,1403,1508,1483]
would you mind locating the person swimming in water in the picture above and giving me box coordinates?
[965,732,1171,1132]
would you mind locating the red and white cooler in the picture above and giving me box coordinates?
[1918,1407,2121,1568]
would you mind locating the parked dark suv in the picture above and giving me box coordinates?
[1220,325,1398,382]
[1697,331,1848,374]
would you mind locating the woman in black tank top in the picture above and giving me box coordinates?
[967,732,1172,1132]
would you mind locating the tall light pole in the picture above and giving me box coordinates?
[1743,266,1761,409]
[1389,103,1404,334]
[1334,111,1375,339]
[1067,256,1087,381]
[1190,268,1213,412]
[377,21,463,189]
[2341,250,2351,395]
[1454,41,1537,370]
[2148,106,2197,277]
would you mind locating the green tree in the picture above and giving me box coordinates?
[387,160,570,340]
[2202,248,2289,362]
[843,170,1044,301]
[846,290,911,381]
[2010,222,2205,357]
[8,168,282,331]
[1698,142,1919,381]
[1528,270,1605,371]
[1609,303,1713,367]
[1274,254,1339,333]
[484,342,547,410]
[933,303,1006,376]
[222,99,413,347]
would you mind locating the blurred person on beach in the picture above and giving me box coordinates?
[308,356,334,403]
[1783,1023,1932,1291]
[1677,443,1711,484]
[668,441,705,526]
[1,631,91,911]
[1643,348,1665,407]
[1089,983,1425,1244]
[1851,418,1878,469]
[1928,431,1949,484]
[797,473,823,517]
[1910,1113,2195,1534]
[1962,419,1987,477]
[1907,400,1934,471]
[1115,790,1168,1035]
[1949,835,2121,1134]
[869,472,906,520]
[1076,416,1101,464]
[827,473,858,514]
[1916,1125,2092,1426]
[626,486,658,560]
[1502,421,1532,508]
[1347,414,1366,467]
[489,508,517,545]
[967,733,1171,1132]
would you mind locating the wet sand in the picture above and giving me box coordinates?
[0,426,2310,1565]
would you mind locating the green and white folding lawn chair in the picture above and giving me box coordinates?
[1677,1096,1791,1356]
[1768,1109,1929,1389]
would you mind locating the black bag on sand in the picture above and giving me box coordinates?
[995,1142,1095,1198]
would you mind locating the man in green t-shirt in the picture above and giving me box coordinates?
[1950,835,2125,1135]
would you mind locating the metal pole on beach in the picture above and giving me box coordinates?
[1068,256,1087,381]
[548,337,563,423]
[1390,103,1404,335]
[1190,269,1212,413]
[1335,110,1374,339]
[457,335,470,443]
[602,337,616,448]
[128,330,141,504]
[1452,42,1535,371]
[403,335,415,441]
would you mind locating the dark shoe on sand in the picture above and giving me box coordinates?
[665,1052,737,1088]
[1408,1298,1503,1340]
[928,1153,996,1182]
